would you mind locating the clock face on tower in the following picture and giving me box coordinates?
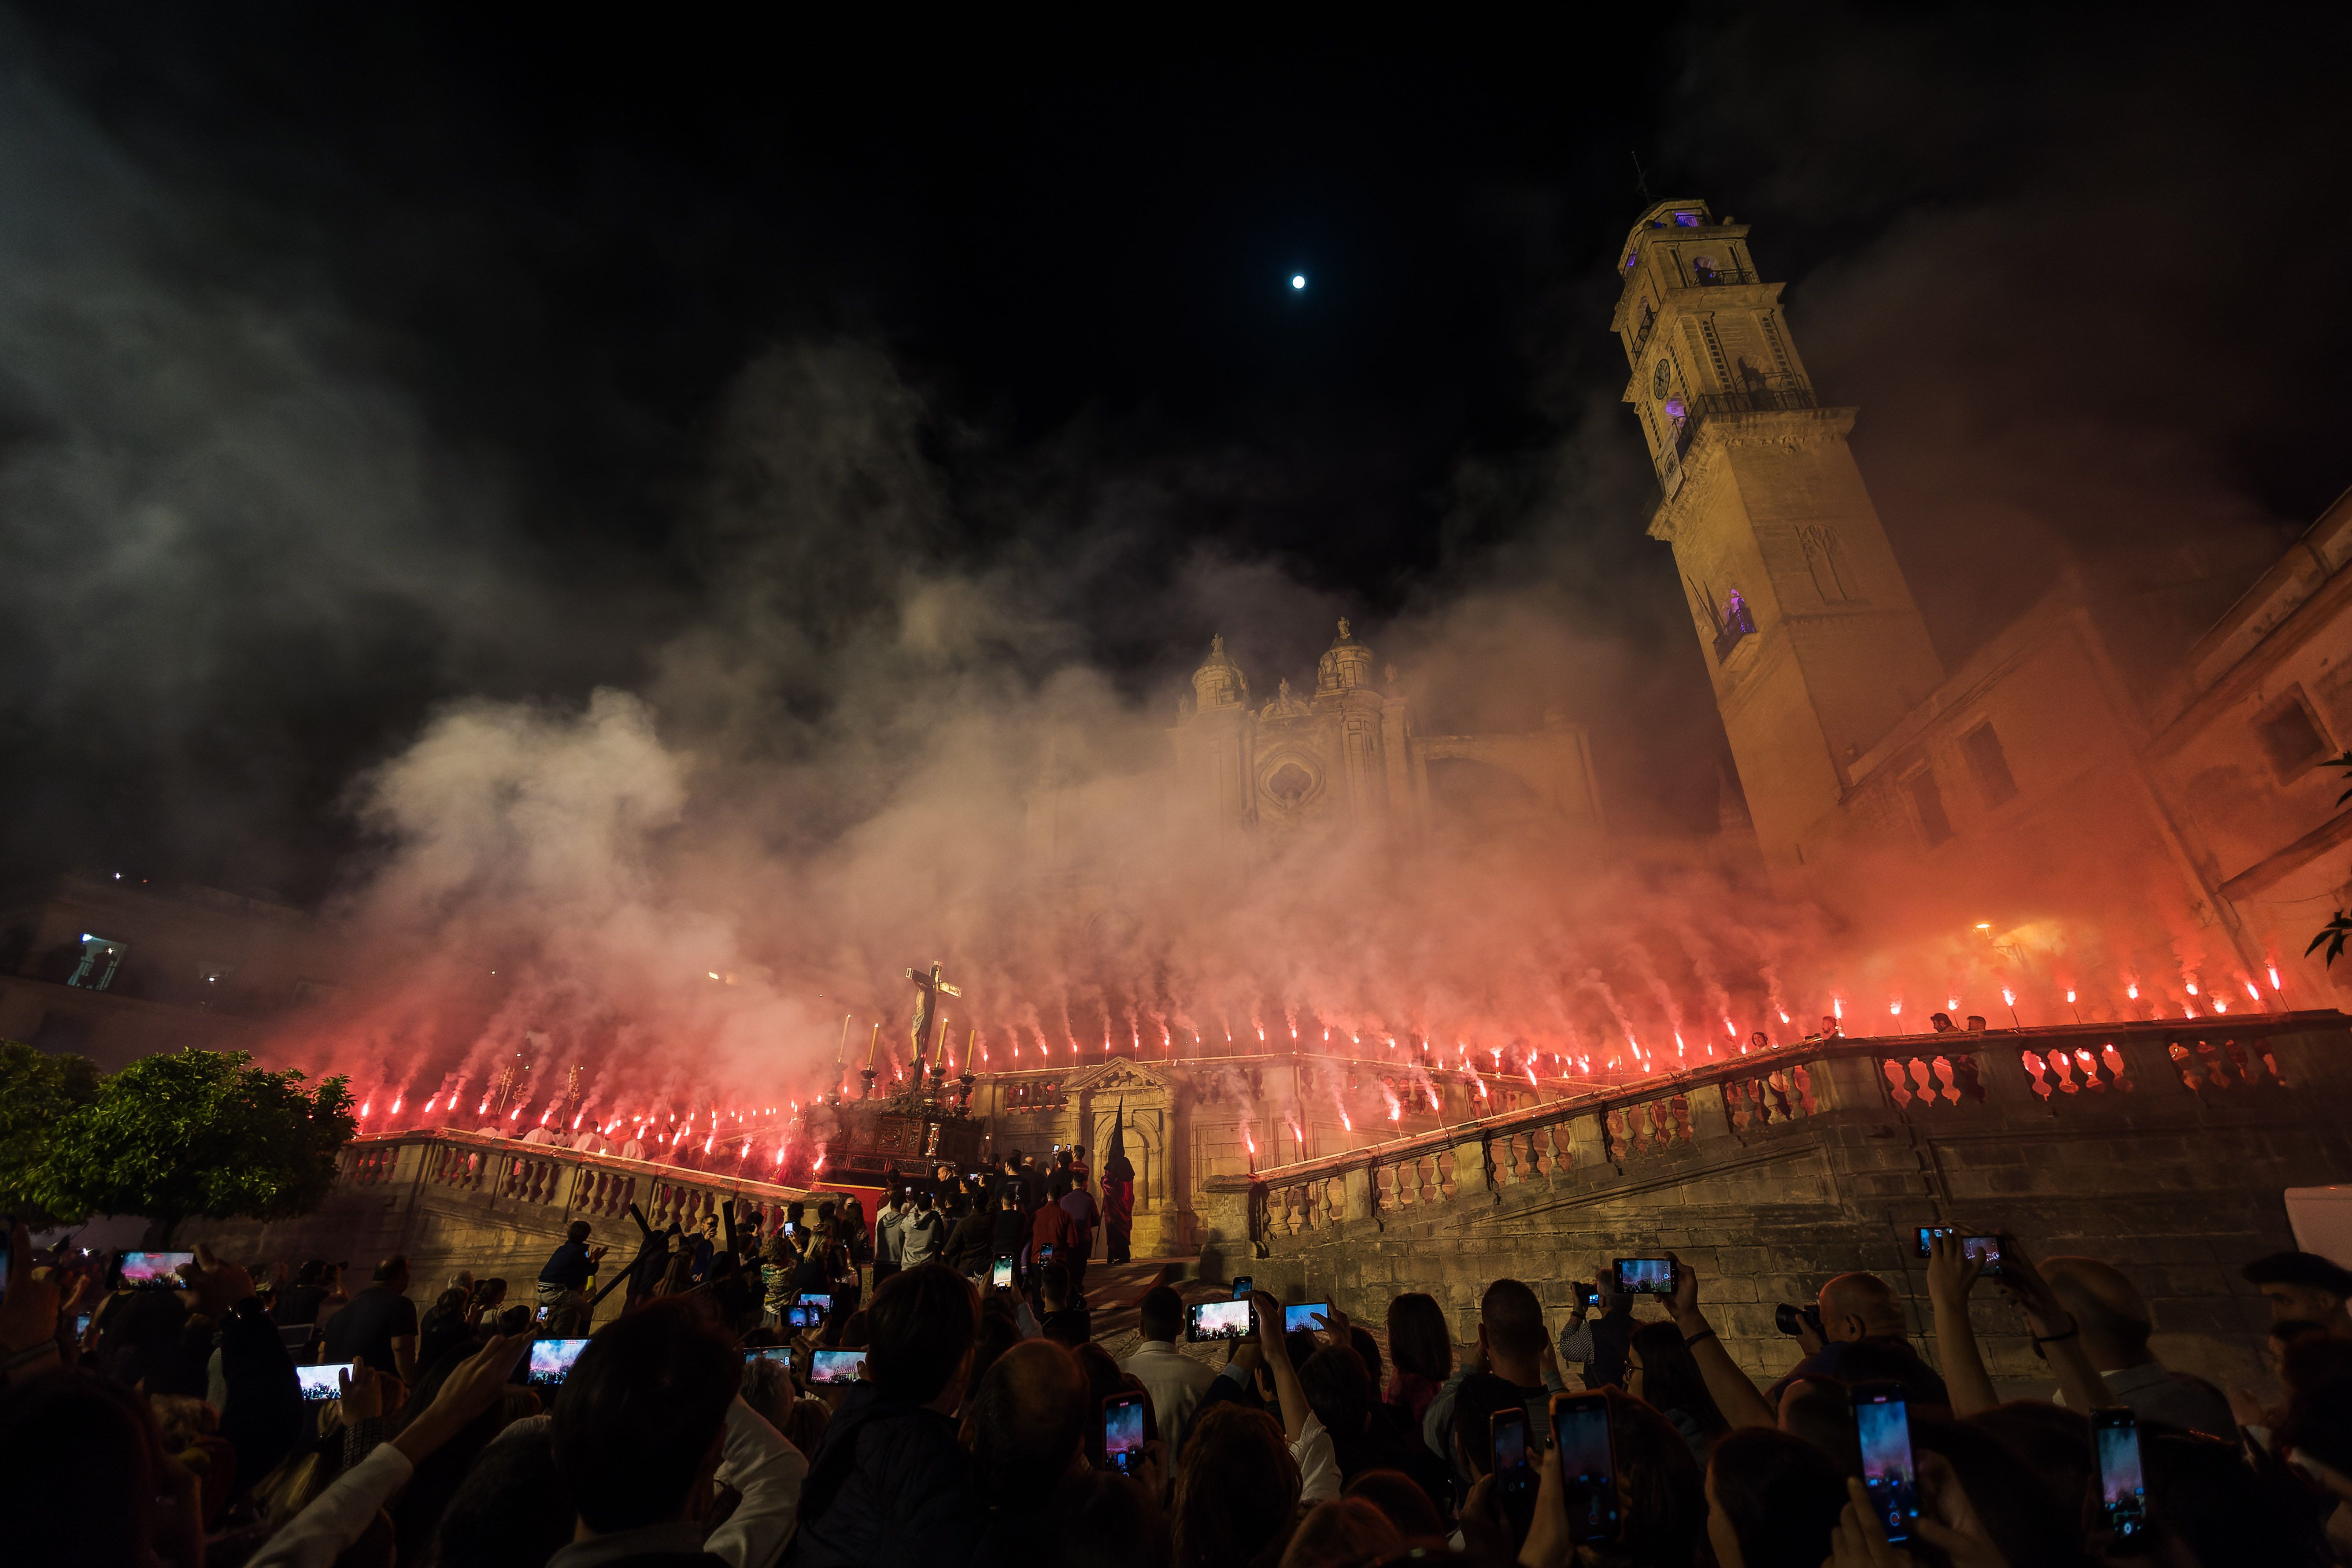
[1653,360,1672,398]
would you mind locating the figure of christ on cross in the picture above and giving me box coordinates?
[905,961,961,1074]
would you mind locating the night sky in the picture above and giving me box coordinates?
[4,4,2349,902]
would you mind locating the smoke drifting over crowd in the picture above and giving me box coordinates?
[1,9,2348,1160]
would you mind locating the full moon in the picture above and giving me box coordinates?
[1291,274,1306,290]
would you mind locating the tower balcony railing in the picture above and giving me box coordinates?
[1683,263,1762,288]
[1653,382,1820,496]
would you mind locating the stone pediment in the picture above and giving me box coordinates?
[1059,1058,1182,1096]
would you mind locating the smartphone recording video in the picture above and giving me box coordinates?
[784,1305,816,1331]
[798,1293,832,1312]
[1913,1227,2004,1273]
[1853,1383,1919,1545]
[991,1257,1014,1290]
[528,1338,592,1388]
[1103,1393,1146,1477]
[295,1363,354,1403]
[1552,1393,1621,1542]
[1282,1302,1332,1334]
[119,1250,195,1289]
[808,1349,867,1384]
[1491,1407,1536,1529]
[1187,1299,1253,1342]
[1230,1275,1253,1299]
[2094,1409,2148,1541]
[746,1346,795,1371]
[1611,1257,1675,1296]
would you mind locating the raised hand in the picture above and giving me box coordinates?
[1925,1232,1983,1305]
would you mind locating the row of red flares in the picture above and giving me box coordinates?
[347,959,2293,1154]
[349,1089,828,1179]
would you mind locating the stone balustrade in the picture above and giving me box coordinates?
[1199,1011,2352,1393]
[186,1129,828,1322]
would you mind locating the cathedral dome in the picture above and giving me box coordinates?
[1192,634,1249,710]
[1315,618,1376,697]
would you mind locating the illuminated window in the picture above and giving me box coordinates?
[2256,691,2331,780]
[1960,723,2018,806]
[1905,769,1954,846]
[1674,211,1703,227]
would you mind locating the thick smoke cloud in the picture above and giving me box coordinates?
[0,10,2341,1158]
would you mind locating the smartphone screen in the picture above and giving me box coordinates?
[798,1293,832,1312]
[746,1346,794,1371]
[808,1349,867,1384]
[1231,1275,1254,1299]
[1187,1299,1253,1341]
[2094,1409,2148,1540]
[119,1250,194,1288]
[1283,1302,1331,1334]
[1913,1227,2003,1273]
[1038,1245,1057,1263]
[1611,1257,1675,1295]
[74,1310,94,1338]
[1552,1393,1620,1542]
[1103,1393,1146,1476]
[527,1339,591,1388]
[1491,1407,1536,1528]
[991,1257,1014,1290]
[785,1305,813,1331]
[534,1305,551,1323]
[1853,1385,1919,1545]
[295,1363,353,1402]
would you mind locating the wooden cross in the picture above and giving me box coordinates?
[905,961,961,1073]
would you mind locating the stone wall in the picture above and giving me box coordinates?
[1205,1014,2352,1398]
[181,1131,822,1327]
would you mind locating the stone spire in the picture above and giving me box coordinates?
[1191,633,1249,711]
[1315,618,1376,698]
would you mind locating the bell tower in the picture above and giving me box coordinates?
[1614,198,1943,867]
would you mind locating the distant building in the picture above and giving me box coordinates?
[1027,620,1606,884]
[0,871,341,1067]
[1620,196,2352,998]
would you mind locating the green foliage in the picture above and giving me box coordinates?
[2307,755,2352,966]
[0,1039,101,1225]
[30,1047,355,1240]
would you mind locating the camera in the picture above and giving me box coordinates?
[1774,1302,1823,1338]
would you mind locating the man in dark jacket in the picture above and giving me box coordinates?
[987,1187,1028,1290]
[944,1200,995,1277]
[788,1263,984,1568]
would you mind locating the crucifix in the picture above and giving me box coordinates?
[905,961,961,1075]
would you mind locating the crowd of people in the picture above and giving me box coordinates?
[8,1175,2352,1568]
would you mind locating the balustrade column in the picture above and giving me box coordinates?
[1803,1050,1887,1114]
[1342,1165,1373,1222]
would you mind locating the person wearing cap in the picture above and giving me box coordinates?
[2243,1251,2352,1335]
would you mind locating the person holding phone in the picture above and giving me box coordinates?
[1557,1273,1635,1391]
[318,1255,417,1386]
[1420,1278,1566,1501]
[1123,1285,1217,1471]
[789,1265,986,1568]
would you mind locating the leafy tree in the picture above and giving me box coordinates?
[30,1047,355,1243]
[2312,753,2352,967]
[0,1039,102,1226]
